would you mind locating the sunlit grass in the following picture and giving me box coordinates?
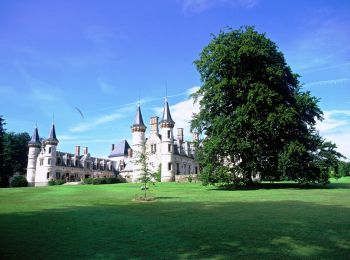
[0,177,349,259]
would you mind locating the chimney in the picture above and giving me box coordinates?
[83,146,88,155]
[192,132,199,142]
[111,144,115,151]
[128,148,133,158]
[75,146,80,156]
[150,116,159,135]
[177,128,184,142]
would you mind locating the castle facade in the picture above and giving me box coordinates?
[26,99,199,186]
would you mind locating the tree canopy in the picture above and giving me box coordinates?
[0,116,30,187]
[191,26,344,186]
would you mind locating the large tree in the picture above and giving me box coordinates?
[191,26,343,185]
[0,116,5,187]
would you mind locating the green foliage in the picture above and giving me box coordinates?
[82,178,93,184]
[10,175,28,187]
[338,161,350,177]
[154,164,161,182]
[82,177,122,185]
[136,149,155,198]
[192,26,343,186]
[49,179,65,186]
[0,116,6,187]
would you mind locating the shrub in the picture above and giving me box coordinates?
[48,179,66,186]
[82,178,93,184]
[83,177,122,185]
[55,179,65,185]
[10,175,28,187]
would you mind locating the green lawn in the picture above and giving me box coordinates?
[1,178,350,259]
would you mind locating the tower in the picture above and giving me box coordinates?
[160,98,175,182]
[131,104,146,182]
[26,125,41,186]
[35,123,59,185]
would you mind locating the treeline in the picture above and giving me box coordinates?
[0,116,30,187]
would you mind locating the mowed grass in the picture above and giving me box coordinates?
[1,178,350,259]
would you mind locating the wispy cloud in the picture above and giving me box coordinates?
[70,112,124,133]
[304,78,350,88]
[84,25,127,45]
[180,0,258,14]
[97,77,115,94]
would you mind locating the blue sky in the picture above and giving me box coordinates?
[0,0,349,159]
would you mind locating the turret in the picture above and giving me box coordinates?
[26,125,41,186]
[160,98,175,182]
[35,123,59,185]
[131,104,146,182]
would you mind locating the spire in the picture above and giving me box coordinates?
[160,98,175,128]
[131,104,146,132]
[46,123,59,145]
[28,125,41,147]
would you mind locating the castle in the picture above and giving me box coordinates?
[26,99,199,186]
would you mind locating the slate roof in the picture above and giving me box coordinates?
[28,126,41,146]
[46,123,59,144]
[132,105,146,128]
[108,140,131,158]
[160,99,175,125]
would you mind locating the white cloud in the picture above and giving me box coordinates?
[317,110,350,159]
[154,86,201,139]
[187,86,200,95]
[305,78,350,88]
[70,112,123,133]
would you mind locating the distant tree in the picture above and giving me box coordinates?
[136,149,155,199]
[3,132,30,175]
[0,116,5,187]
[338,160,350,177]
[191,26,343,186]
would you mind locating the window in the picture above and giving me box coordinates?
[40,159,44,166]
[151,144,157,153]
[48,147,52,154]
[195,166,198,174]
[48,158,52,165]
[167,130,171,138]
[176,163,180,175]
[47,172,50,179]
[168,144,171,152]
[56,172,61,179]
[168,162,172,171]
[188,165,191,174]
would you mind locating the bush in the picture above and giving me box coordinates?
[82,178,93,184]
[48,179,66,186]
[55,179,65,185]
[83,177,122,185]
[11,175,28,187]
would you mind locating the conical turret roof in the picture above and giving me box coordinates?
[132,104,146,129]
[160,98,175,127]
[28,125,41,147]
[46,123,59,144]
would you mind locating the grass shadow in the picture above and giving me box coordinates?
[209,180,350,191]
[0,200,350,259]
